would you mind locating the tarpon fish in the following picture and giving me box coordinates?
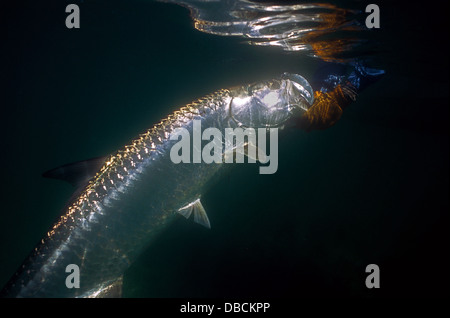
[0,73,315,297]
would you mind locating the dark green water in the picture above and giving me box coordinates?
[0,0,448,298]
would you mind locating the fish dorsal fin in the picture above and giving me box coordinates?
[178,198,211,229]
[42,156,107,187]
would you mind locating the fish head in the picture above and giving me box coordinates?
[229,72,314,128]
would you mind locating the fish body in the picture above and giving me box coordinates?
[0,73,313,297]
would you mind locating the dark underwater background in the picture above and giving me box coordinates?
[0,0,448,298]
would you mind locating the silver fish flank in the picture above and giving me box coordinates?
[0,73,313,297]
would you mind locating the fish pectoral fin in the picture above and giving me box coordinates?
[242,141,268,163]
[223,141,267,163]
[177,198,211,229]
